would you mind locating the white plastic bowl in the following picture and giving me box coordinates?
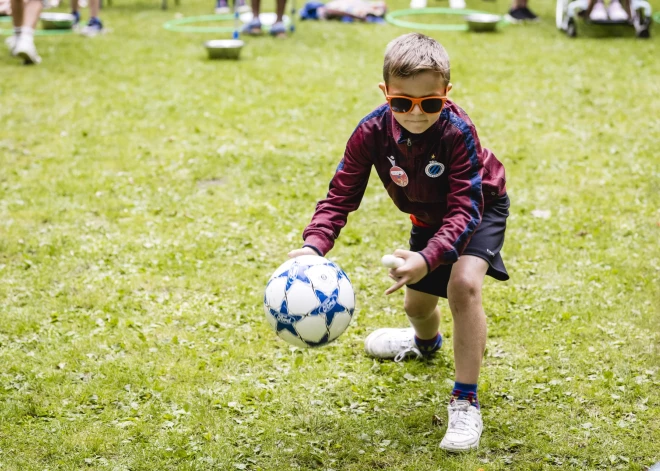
[40,12,76,30]
[464,13,502,32]
[204,39,244,60]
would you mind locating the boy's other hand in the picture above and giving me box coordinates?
[288,247,320,258]
[384,249,428,295]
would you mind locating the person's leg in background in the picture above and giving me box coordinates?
[81,0,103,36]
[271,0,287,37]
[11,0,43,64]
[5,0,23,54]
[242,0,262,34]
[70,0,80,24]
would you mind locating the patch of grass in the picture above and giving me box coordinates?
[1,0,659,469]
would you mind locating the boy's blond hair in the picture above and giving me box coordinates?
[383,33,450,86]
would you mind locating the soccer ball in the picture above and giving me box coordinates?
[264,255,355,347]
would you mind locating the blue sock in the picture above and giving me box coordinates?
[414,332,442,355]
[452,381,479,409]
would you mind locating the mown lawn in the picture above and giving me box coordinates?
[1,0,659,469]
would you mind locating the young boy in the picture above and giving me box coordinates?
[288,33,509,452]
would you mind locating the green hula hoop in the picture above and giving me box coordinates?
[163,13,290,33]
[652,12,659,24]
[163,14,237,33]
[385,7,508,31]
[0,15,76,36]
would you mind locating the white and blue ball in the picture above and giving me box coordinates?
[264,255,355,347]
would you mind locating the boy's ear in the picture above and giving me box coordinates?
[378,82,388,97]
[446,83,453,94]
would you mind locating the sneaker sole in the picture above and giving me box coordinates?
[16,51,40,65]
[81,28,104,37]
[439,438,480,452]
[505,14,525,23]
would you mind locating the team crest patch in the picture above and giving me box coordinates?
[425,161,445,178]
[390,166,409,187]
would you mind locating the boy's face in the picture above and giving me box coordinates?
[380,71,452,135]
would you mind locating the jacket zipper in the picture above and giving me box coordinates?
[405,138,421,202]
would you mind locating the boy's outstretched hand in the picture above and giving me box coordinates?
[385,249,428,295]
[288,247,320,258]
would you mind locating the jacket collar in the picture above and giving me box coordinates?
[390,107,448,149]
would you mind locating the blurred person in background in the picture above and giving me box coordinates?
[70,0,103,37]
[242,0,288,37]
[6,0,43,64]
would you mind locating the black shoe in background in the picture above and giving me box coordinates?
[507,7,528,22]
[520,6,540,20]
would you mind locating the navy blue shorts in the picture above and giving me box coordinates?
[407,194,510,298]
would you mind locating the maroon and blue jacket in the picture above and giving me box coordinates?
[302,100,507,271]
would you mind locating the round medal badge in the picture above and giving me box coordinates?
[390,166,409,187]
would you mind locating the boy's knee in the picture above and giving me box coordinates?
[447,274,482,304]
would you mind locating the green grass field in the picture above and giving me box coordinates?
[1,0,659,469]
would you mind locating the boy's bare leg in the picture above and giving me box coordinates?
[447,255,488,384]
[436,255,488,453]
[404,288,441,341]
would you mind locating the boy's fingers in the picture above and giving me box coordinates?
[393,249,409,259]
[385,277,407,295]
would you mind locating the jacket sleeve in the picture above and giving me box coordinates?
[302,126,374,255]
[419,125,484,271]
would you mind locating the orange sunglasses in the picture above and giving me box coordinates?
[386,95,447,114]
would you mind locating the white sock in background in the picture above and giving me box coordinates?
[20,26,35,39]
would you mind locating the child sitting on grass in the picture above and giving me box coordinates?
[289,33,509,452]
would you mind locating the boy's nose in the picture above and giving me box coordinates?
[411,104,423,115]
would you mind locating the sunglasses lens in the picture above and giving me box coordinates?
[390,97,413,113]
[421,98,444,113]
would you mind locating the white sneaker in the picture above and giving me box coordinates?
[410,0,427,8]
[449,0,466,9]
[5,35,17,55]
[439,399,483,452]
[607,0,628,20]
[589,1,608,20]
[364,327,422,361]
[14,35,41,65]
